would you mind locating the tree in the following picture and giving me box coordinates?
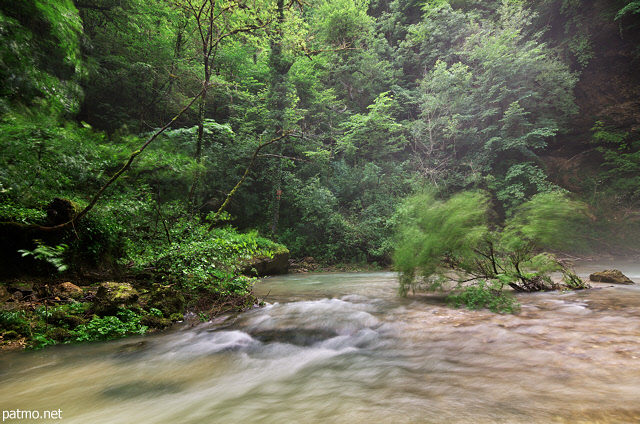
[0,0,84,114]
[337,92,408,164]
[77,0,188,131]
[173,0,273,212]
[394,190,587,296]
[411,2,577,212]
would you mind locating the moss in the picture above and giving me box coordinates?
[95,282,139,316]
[139,315,172,330]
[46,198,81,226]
[270,245,290,256]
[49,310,86,330]
[169,312,184,322]
[146,284,185,318]
[3,330,19,340]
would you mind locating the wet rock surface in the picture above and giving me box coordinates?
[589,269,636,285]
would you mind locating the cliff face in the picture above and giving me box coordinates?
[570,1,640,135]
[542,0,640,192]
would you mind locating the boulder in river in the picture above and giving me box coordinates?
[589,269,635,285]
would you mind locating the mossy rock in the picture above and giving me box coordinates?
[46,198,81,226]
[0,285,10,303]
[95,282,139,316]
[3,330,19,340]
[146,284,185,318]
[8,281,34,296]
[241,248,290,277]
[49,310,86,330]
[140,315,173,330]
[96,282,138,304]
[53,282,84,300]
[589,269,635,285]
[169,313,184,322]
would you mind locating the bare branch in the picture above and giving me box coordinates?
[207,130,293,231]
[34,86,206,232]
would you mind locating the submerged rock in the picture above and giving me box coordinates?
[589,269,635,285]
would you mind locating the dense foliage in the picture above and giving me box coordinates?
[394,190,588,297]
[1,0,639,336]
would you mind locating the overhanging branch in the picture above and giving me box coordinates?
[207,130,293,231]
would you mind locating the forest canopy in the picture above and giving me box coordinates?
[1,0,639,271]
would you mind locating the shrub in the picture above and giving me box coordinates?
[394,189,588,305]
[72,309,147,342]
[447,281,521,314]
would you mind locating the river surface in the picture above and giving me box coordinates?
[1,264,640,423]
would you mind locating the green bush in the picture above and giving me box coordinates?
[0,309,30,335]
[394,189,588,303]
[72,309,147,342]
[448,281,521,314]
[128,220,284,296]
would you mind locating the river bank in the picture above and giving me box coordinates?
[2,253,636,353]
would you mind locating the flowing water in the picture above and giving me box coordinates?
[2,265,640,423]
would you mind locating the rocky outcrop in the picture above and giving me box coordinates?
[241,249,290,277]
[589,269,635,285]
[144,284,185,320]
[288,257,320,273]
[53,282,84,300]
[94,282,139,315]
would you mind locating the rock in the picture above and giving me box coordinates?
[95,282,139,316]
[3,330,19,340]
[0,285,10,302]
[48,327,72,342]
[96,282,138,303]
[169,313,183,322]
[54,282,84,300]
[145,284,185,318]
[8,281,34,296]
[46,198,80,226]
[50,310,86,330]
[589,269,635,285]
[140,315,173,330]
[242,249,290,277]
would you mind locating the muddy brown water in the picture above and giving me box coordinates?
[1,264,639,423]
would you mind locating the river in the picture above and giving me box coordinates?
[1,264,639,423]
